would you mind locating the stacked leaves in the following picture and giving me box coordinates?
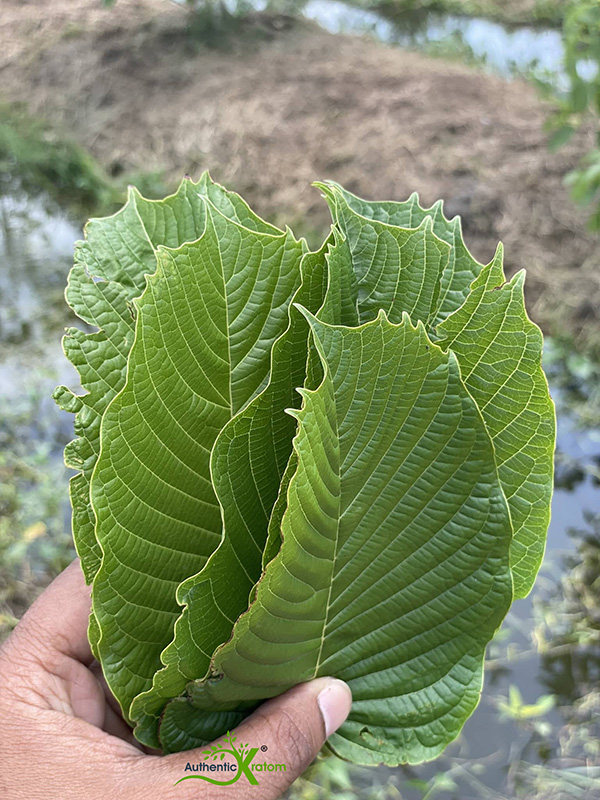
[55,174,555,765]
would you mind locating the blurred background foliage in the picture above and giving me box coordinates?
[1,0,599,798]
[542,0,600,230]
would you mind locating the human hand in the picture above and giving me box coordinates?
[0,560,352,799]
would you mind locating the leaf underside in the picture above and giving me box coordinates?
[181,313,514,765]
[57,175,555,764]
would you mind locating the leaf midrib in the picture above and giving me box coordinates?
[311,375,343,679]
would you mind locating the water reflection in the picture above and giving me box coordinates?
[214,0,571,86]
[0,190,80,346]
[302,0,565,79]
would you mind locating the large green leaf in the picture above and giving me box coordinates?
[318,182,483,323]
[316,185,555,597]
[54,195,164,584]
[436,253,556,597]
[168,312,513,764]
[129,241,330,746]
[89,204,304,718]
[316,184,450,329]
[54,174,277,584]
[131,229,364,747]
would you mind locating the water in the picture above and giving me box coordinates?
[0,188,81,459]
[226,0,576,88]
[301,1,566,82]
[0,190,81,349]
[0,190,81,579]
[1,189,599,798]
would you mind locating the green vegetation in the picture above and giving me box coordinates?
[0,389,74,644]
[0,104,169,217]
[374,0,569,28]
[102,0,568,29]
[543,1,600,230]
[0,104,115,215]
[56,175,554,760]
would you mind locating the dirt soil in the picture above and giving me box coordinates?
[1,0,599,351]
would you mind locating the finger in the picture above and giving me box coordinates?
[103,703,144,747]
[5,558,93,666]
[155,677,352,799]
[90,659,126,718]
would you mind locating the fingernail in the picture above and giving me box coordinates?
[317,678,352,738]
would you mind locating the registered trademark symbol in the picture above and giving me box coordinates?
[260,745,268,752]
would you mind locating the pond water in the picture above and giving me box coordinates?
[0,189,82,575]
[226,0,580,89]
[1,189,599,798]
[0,189,81,429]
[302,1,566,83]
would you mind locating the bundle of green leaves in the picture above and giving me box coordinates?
[55,174,555,764]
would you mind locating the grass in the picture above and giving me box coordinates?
[0,387,75,644]
[0,103,116,215]
[0,103,171,218]
[371,0,569,28]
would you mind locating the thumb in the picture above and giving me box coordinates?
[160,677,352,799]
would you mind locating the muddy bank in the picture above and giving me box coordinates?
[1,0,599,352]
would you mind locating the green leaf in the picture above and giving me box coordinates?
[54,174,275,584]
[173,312,513,764]
[129,239,329,745]
[548,124,576,151]
[570,80,589,114]
[160,700,249,755]
[90,203,304,719]
[54,198,160,584]
[319,182,485,323]
[309,189,554,597]
[436,252,555,598]
[131,230,363,748]
[315,183,449,329]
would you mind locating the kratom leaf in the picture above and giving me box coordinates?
[131,230,364,747]
[129,241,330,745]
[316,187,555,597]
[321,182,485,323]
[316,184,449,328]
[54,201,158,583]
[160,698,255,756]
[317,228,359,327]
[436,252,555,597]
[56,178,554,765]
[90,204,304,718]
[54,174,274,584]
[194,172,282,234]
[171,312,513,764]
